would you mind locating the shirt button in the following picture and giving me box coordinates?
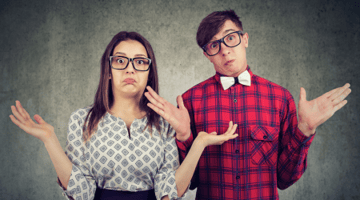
[263,135,267,139]
[235,150,239,153]
[236,175,240,179]
[234,99,237,103]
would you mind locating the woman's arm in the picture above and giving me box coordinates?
[174,121,238,197]
[10,100,72,188]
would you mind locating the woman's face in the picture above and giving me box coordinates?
[110,40,150,99]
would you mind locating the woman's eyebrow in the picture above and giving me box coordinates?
[114,52,126,55]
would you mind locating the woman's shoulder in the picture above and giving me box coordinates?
[68,106,92,127]
[70,106,92,118]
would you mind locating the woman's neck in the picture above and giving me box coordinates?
[109,93,146,120]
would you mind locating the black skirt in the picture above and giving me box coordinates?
[94,187,157,200]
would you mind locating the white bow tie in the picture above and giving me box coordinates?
[220,70,251,90]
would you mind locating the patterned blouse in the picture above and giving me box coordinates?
[59,107,185,200]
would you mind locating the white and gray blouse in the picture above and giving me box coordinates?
[59,107,185,200]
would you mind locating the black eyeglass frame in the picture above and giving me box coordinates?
[202,31,244,56]
[109,56,152,71]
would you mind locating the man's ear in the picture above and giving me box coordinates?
[242,32,249,48]
[203,51,212,63]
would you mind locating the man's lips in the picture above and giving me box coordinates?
[225,59,235,65]
[123,78,136,84]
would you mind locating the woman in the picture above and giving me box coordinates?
[10,31,238,200]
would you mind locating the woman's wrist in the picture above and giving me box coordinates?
[193,136,207,150]
[42,131,58,146]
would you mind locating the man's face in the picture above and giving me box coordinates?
[204,20,249,77]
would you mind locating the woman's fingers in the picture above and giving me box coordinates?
[17,100,33,122]
[224,121,237,135]
[9,114,31,133]
[34,114,46,124]
[224,121,233,134]
[11,105,26,124]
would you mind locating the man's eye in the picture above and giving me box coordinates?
[210,42,218,49]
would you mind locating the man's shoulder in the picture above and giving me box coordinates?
[252,74,292,97]
[182,75,216,97]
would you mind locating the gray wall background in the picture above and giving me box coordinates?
[1,0,359,199]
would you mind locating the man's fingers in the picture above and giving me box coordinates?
[328,83,351,100]
[299,87,307,102]
[146,86,166,105]
[144,92,165,111]
[333,100,348,113]
[322,87,338,98]
[177,95,185,109]
[147,103,167,119]
[331,87,351,105]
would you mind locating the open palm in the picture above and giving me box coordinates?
[298,83,351,136]
[10,100,54,142]
[144,86,191,141]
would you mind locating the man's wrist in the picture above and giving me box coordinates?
[176,130,191,142]
[298,122,316,137]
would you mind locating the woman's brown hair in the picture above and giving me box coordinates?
[83,31,160,141]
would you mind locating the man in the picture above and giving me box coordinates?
[145,10,351,200]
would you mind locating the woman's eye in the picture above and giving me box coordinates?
[137,60,144,65]
[228,36,234,40]
[117,59,125,64]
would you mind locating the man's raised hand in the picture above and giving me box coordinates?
[298,83,351,137]
[144,86,191,141]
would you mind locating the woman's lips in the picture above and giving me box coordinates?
[123,78,136,84]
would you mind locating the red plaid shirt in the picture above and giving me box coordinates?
[177,67,314,200]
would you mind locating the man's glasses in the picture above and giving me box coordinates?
[202,31,243,56]
[109,56,151,71]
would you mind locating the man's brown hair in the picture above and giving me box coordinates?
[196,10,243,49]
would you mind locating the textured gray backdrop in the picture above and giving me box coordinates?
[1,0,359,199]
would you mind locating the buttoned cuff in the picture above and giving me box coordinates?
[294,127,315,148]
[176,133,194,151]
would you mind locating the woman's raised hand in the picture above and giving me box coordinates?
[10,100,55,142]
[196,121,238,148]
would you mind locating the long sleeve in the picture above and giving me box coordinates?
[154,120,187,200]
[277,91,315,189]
[59,109,97,200]
[175,92,195,162]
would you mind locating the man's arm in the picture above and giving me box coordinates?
[277,83,351,189]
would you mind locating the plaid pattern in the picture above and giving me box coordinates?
[177,67,314,200]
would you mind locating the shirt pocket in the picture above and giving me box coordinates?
[249,126,279,166]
